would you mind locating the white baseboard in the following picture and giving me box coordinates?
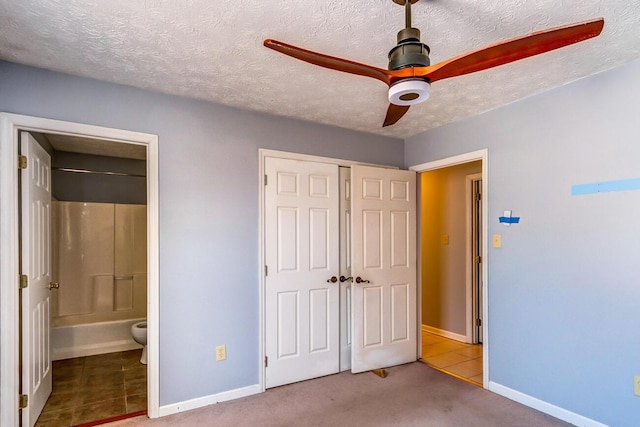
[489,382,608,427]
[422,325,469,343]
[158,384,262,417]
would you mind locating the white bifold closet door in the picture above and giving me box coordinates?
[350,165,417,373]
[264,158,417,387]
[264,157,340,388]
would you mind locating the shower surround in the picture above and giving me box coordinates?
[51,201,147,360]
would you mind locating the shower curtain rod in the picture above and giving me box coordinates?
[53,166,146,178]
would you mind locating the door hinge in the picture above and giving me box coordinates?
[475,256,482,264]
[476,192,481,201]
[19,274,28,289]
[264,265,268,276]
[264,174,267,186]
[264,356,268,368]
[476,318,482,327]
[19,394,28,409]
[18,155,27,170]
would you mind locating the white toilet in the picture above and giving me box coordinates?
[131,321,148,364]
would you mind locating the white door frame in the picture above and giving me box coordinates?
[409,149,489,389]
[0,113,161,425]
[257,149,396,391]
[466,173,483,344]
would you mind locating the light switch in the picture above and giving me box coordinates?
[216,345,227,361]
[443,234,449,245]
[492,234,502,248]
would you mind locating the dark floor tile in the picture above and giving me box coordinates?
[76,383,125,406]
[71,398,126,425]
[82,362,122,374]
[84,352,123,367]
[41,390,78,412]
[122,360,144,370]
[53,365,84,381]
[80,370,124,388]
[83,364,123,377]
[123,366,147,381]
[52,375,82,392]
[124,377,147,396]
[122,348,142,360]
[122,352,144,370]
[42,353,144,426]
[78,380,123,394]
[53,357,85,368]
[126,393,147,413]
[34,407,74,427]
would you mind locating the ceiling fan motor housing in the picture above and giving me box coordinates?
[388,27,430,70]
[388,27,431,106]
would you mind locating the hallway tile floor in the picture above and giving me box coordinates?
[34,349,146,427]
[421,331,483,386]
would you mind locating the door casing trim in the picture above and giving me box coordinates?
[0,113,160,425]
[409,149,489,389]
[466,173,483,344]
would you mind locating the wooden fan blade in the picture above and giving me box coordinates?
[414,18,604,83]
[383,104,410,127]
[264,39,393,85]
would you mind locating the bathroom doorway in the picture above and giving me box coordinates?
[0,113,160,427]
[32,131,148,426]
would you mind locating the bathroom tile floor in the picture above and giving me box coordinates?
[421,330,483,386]
[34,349,147,427]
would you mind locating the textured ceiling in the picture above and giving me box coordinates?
[1,0,639,139]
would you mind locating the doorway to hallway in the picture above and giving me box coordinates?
[410,149,488,388]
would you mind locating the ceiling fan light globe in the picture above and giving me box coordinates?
[388,79,430,106]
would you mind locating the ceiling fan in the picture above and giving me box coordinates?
[264,0,604,127]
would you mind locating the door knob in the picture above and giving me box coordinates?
[339,276,353,283]
[355,277,370,284]
[48,282,60,290]
[326,276,338,283]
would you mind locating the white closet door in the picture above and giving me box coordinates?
[339,167,352,371]
[351,165,417,373]
[20,132,53,427]
[264,157,340,388]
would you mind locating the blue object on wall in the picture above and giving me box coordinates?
[572,177,640,195]
[499,216,520,224]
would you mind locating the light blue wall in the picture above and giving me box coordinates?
[406,58,640,426]
[0,60,403,406]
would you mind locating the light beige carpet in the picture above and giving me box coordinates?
[108,362,570,426]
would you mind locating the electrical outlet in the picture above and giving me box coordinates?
[442,234,449,245]
[216,344,226,361]
[492,234,502,248]
[634,376,640,396]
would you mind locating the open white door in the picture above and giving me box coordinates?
[20,132,53,427]
[351,165,417,373]
[264,157,340,388]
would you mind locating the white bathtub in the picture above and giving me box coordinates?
[52,318,145,361]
